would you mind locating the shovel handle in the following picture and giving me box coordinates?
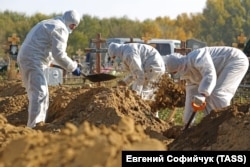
[183,112,196,131]
[183,102,206,131]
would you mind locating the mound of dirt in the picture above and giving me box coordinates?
[0,114,166,167]
[0,78,249,166]
[167,104,250,150]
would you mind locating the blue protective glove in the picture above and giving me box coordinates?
[72,67,81,76]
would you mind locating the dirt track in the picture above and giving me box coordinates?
[0,75,249,167]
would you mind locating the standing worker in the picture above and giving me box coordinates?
[164,46,249,126]
[108,42,165,100]
[17,10,81,128]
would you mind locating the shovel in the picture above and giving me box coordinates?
[81,73,117,82]
[183,102,206,131]
[50,64,117,82]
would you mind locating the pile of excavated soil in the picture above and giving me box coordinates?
[0,77,249,166]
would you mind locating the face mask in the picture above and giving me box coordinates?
[67,26,72,34]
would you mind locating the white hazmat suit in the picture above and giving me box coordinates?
[108,43,165,100]
[17,10,80,128]
[164,46,249,124]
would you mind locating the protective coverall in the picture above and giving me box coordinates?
[17,10,80,128]
[108,43,165,100]
[164,46,249,124]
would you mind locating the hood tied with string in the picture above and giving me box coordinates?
[62,10,80,34]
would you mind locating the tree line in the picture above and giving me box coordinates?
[1,0,250,57]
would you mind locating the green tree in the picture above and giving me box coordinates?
[242,0,250,39]
[106,16,143,37]
[141,19,161,38]
[201,0,245,46]
[155,16,174,38]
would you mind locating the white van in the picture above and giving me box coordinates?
[106,37,143,45]
[106,38,181,56]
[147,39,181,56]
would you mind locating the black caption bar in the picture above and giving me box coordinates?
[122,151,249,167]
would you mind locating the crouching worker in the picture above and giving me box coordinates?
[164,46,249,126]
[108,42,166,101]
[17,10,81,128]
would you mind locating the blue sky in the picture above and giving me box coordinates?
[1,0,207,21]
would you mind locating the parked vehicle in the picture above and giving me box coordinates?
[106,38,181,56]
[106,37,143,45]
[147,38,181,55]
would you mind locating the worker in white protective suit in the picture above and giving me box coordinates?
[164,46,249,125]
[17,10,81,128]
[108,42,166,101]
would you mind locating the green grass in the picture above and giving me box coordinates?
[158,107,204,126]
[232,86,250,104]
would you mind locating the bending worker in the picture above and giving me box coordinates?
[17,10,81,128]
[164,46,249,125]
[108,42,165,100]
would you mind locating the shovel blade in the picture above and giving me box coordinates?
[82,73,117,82]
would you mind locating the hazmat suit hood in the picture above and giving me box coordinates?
[62,10,80,34]
[108,43,123,59]
[164,53,187,75]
